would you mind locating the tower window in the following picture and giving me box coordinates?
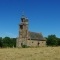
[21,19,24,22]
[20,25,23,29]
[21,19,25,22]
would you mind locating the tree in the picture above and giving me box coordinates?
[57,38,60,46]
[11,38,16,47]
[2,37,16,48]
[46,35,58,46]
[3,37,12,47]
[0,37,3,47]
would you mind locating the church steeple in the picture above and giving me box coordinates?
[21,12,26,22]
[17,14,29,47]
[21,13,28,25]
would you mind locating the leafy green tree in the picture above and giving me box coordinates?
[0,37,3,47]
[3,37,12,47]
[57,38,60,46]
[11,38,16,47]
[46,35,58,46]
[2,37,16,48]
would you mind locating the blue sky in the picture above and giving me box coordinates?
[0,0,60,38]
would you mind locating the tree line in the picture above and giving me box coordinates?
[0,37,16,48]
[46,35,60,46]
[0,35,60,48]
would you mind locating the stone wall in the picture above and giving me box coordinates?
[27,40,46,47]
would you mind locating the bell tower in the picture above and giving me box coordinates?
[16,15,28,47]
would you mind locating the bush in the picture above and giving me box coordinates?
[22,45,28,48]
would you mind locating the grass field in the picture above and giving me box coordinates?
[0,47,60,60]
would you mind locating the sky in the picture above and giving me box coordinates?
[0,0,60,38]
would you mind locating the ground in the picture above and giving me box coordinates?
[0,47,60,60]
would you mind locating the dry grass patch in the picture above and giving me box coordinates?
[0,47,60,60]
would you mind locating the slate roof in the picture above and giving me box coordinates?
[28,31,46,41]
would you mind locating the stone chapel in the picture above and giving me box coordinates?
[16,15,46,47]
